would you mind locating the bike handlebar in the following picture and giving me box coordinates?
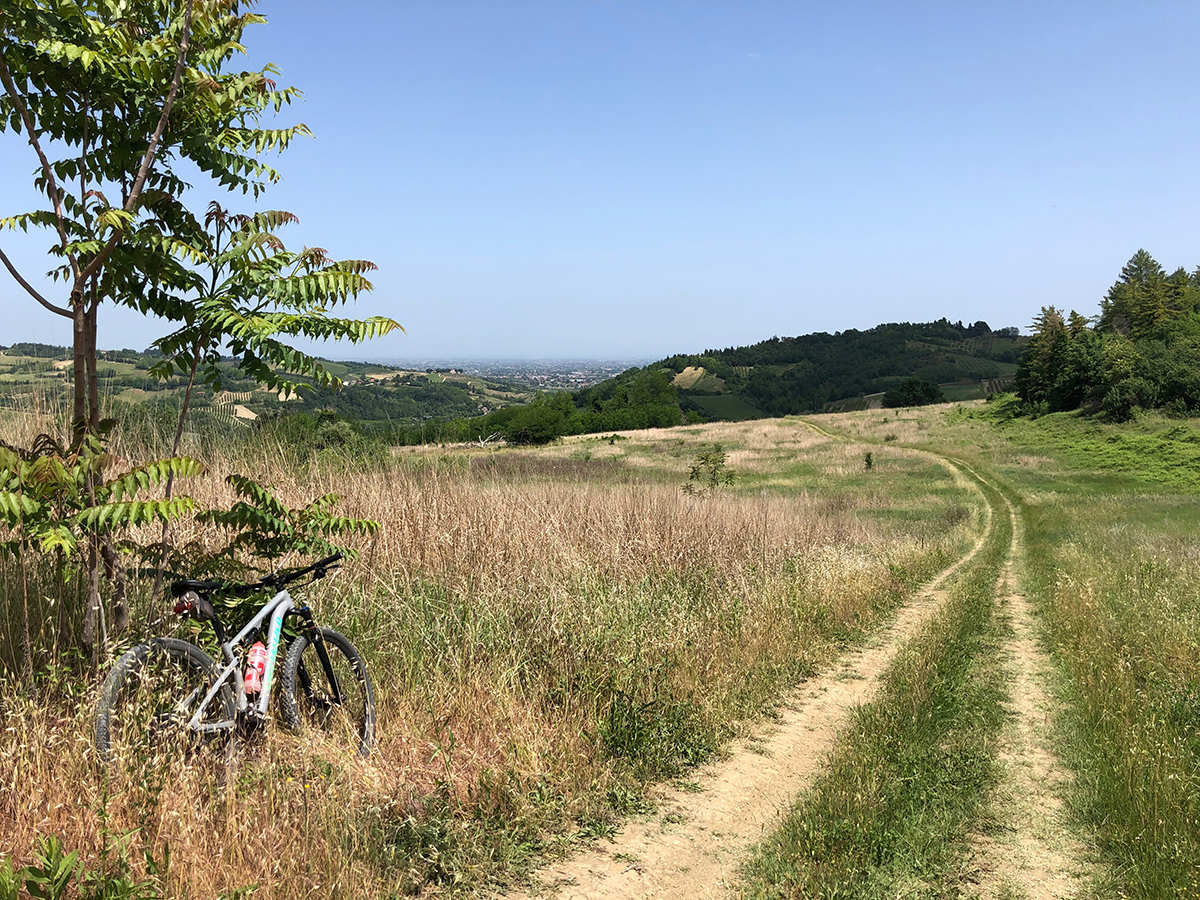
[170,551,345,599]
[259,551,345,590]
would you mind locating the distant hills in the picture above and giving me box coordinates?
[581,319,1026,421]
[0,344,529,428]
[1,319,1029,443]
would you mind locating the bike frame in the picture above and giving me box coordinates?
[188,587,297,734]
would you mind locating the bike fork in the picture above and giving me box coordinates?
[294,607,346,704]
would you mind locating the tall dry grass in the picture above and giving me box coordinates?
[1025,507,1200,899]
[0,414,977,897]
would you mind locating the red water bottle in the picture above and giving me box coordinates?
[245,641,267,693]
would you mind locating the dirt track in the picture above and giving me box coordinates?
[963,490,1091,898]
[505,461,992,900]
[505,434,1097,900]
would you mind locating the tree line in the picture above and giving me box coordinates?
[380,368,688,446]
[1015,250,1200,420]
[660,319,1022,416]
[375,320,1025,445]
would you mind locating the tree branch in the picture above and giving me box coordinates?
[0,52,80,282]
[79,95,89,214]
[0,245,72,317]
[79,0,195,286]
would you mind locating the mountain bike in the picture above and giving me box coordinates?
[95,552,375,766]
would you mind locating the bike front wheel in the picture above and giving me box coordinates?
[280,627,376,757]
[95,637,235,770]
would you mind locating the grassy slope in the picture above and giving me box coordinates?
[808,402,1200,899]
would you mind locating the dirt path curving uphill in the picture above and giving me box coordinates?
[963,492,1092,899]
[504,462,993,900]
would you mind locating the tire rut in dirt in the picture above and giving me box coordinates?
[506,459,996,900]
[963,492,1092,899]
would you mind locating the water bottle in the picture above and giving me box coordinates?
[245,641,267,694]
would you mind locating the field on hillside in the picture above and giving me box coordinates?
[5,399,1200,898]
[0,412,978,898]
[0,347,529,426]
[807,400,1200,898]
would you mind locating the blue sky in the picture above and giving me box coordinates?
[4,1,1200,359]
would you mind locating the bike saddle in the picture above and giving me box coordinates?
[170,579,225,597]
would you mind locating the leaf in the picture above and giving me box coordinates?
[75,497,196,531]
[103,457,206,501]
[27,455,71,492]
[0,492,39,522]
[0,446,21,474]
[38,526,77,557]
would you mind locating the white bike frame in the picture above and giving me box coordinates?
[189,587,296,733]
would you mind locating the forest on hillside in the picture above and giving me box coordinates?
[1015,250,1200,420]
[658,318,1023,417]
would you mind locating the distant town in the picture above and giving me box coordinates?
[363,359,652,391]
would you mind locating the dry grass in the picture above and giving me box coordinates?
[0,411,978,897]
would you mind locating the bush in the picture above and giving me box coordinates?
[500,393,576,445]
[1102,377,1157,422]
[882,378,945,408]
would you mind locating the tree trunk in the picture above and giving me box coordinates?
[150,340,202,613]
[101,539,129,636]
[21,542,35,698]
[85,298,99,431]
[81,539,101,657]
[72,298,87,436]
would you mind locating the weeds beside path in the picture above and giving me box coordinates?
[732,424,1095,899]
[737,461,1011,899]
[506,461,994,900]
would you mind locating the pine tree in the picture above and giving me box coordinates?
[1099,250,1168,338]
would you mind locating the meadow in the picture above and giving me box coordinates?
[5,397,1199,898]
[0,411,978,898]
[811,402,1200,899]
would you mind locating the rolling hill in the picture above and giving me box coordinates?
[582,319,1026,420]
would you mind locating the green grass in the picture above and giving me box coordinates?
[940,382,988,401]
[690,373,726,392]
[991,411,1200,491]
[738,471,1010,899]
[1017,487,1200,898]
[687,394,764,421]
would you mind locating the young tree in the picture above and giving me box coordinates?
[152,201,398,462]
[0,0,308,434]
[147,201,398,599]
[1,2,398,651]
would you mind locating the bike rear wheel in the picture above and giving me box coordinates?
[280,627,375,757]
[95,638,235,770]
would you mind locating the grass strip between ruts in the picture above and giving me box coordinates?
[738,472,1011,900]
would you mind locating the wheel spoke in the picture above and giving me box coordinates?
[96,639,234,771]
